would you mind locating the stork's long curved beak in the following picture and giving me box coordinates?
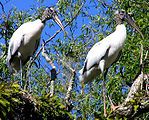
[53,15,64,31]
[125,14,144,39]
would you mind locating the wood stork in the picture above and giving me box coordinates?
[6,7,64,73]
[79,10,144,117]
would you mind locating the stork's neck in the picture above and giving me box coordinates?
[115,24,127,45]
[33,19,45,30]
[115,17,124,25]
[41,17,47,24]
[115,24,126,31]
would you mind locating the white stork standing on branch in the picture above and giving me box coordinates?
[6,6,64,87]
[7,6,64,73]
[79,10,144,117]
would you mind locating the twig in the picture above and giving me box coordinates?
[30,3,84,67]
[140,44,143,75]
[0,2,5,14]
[56,53,76,102]
[144,50,148,61]
[57,54,75,73]
[140,44,144,90]
[55,51,76,106]
[42,45,55,69]
[97,0,112,9]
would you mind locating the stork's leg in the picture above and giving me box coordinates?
[27,67,31,92]
[102,79,107,117]
[24,57,32,92]
[18,52,23,88]
[103,70,119,114]
[23,67,28,90]
[102,69,108,117]
[81,81,85,95]
[19,58,23,88]
[28,56,35,93]
[108,95,119,111]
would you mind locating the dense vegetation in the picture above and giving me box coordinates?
[0,0,148,119]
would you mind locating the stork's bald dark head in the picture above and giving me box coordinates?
[41,6,64,31]
[114,10,126,24]
[114,10,144,38]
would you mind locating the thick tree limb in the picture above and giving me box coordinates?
[125,74,144,103]
[109,74,149,119]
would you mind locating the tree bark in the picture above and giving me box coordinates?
[109,74,149,119]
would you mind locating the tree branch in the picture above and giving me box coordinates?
[109,74,149,119]
[56,53,76,101]
[0,1,5,14]
[42,45,56,97]
[65,71,76,103]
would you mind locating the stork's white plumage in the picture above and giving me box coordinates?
[79,10,143,83]
[79,24,126,83]
[7,7,64,72]
[7,19,44,71]
[79,10,143,117]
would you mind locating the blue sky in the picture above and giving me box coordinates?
[1,0,55,11]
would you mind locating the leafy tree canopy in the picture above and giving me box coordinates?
[0,0,148,119]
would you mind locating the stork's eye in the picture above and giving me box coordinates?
[49,8,54,13]
[50,9,53,12]
[120,10,125,15]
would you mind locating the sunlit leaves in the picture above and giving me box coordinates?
[0,0,148,119]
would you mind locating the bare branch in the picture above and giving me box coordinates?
[97,0,113,9]
[140,44,143,75]
[42,45,55,69]
[144,50,148,60]
[42,45,56,97]
[65,71,76,103]
[56,53,75,73]
[124,74,144,103]
[54,50,76,108]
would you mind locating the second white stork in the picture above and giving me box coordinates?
[79,10,144,117]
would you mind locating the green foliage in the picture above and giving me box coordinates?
[0,0,148,119]
[0,82,20,119]
[0,82,72,119]
[37,96,72,120]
